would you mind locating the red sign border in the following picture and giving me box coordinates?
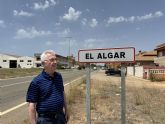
[78,47,135,63]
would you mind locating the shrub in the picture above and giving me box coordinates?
[149,72,155,82]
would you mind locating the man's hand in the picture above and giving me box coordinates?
[65,109,70,122]
[28,102,37,124]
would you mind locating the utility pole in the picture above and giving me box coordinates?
[86,63,91,124]
[121,63,126,124]
[64,36,72,68]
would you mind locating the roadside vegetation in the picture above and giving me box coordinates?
[67,72,165,124]
[149,72,165,82]
[0,68,42,79]
[22,71,165,124]
[0,65,66,79]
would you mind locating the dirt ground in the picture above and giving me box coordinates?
[68,70,165,124]
[4,70,165,124]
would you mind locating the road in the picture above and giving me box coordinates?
[0,69,86,113]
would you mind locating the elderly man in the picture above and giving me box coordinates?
[26,50,69,124]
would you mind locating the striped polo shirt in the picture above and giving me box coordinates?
[26,70,64,113]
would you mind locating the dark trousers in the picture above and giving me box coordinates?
[37,112,66,124]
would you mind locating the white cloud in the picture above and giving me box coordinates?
[33,0,56,10]
[108,16,126,24]
[0,20,5,28]
[62,7,82,21]
[45,41,53,46]
[81,18,87,25]
[50,0,56,5]
[155,11,164,17]
[81,18,98,28]
[13,10,33,17]
[14,27,51,39]
[107,11,164,25]
[127,16,135,22]
[137,13,153,21]
[137,11,163,21]
[89,18,98,28]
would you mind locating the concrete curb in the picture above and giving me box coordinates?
[64,75,86,93]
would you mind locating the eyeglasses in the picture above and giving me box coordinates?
[45,58,57,62]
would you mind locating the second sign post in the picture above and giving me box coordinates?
[78,47,135,124]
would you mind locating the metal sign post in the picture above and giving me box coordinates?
[86,63,91,124]
[78,47,135,124]
[121,63,126,124]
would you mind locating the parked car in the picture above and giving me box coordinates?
[105,68,122,76]
[105,68,116,75]
[93,67,97,70]
[115,69,121,75]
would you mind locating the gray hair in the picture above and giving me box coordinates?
[40,50,56,62]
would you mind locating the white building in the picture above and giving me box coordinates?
[0,53,34,68]
[17,56,34,68]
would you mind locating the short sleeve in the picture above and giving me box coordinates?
[58,73,64,92]
[26,81,39,103]
[54,72,64,92]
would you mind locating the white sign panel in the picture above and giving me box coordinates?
[78,47,135,63]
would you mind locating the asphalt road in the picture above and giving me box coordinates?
[0,69,86,112]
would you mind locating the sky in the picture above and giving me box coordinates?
[0,0,165,58]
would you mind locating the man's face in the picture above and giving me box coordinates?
[43,53,57,72]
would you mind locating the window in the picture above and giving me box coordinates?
[3,60,7,62]
[20,60,24,62]
[158,51,162,57]
[36,57,40,61]
[28,60,32,62]
[162,50,165,56]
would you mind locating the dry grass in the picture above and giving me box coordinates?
[67,72,165,124]
[21,71,165,124]
[68,76,121,124]
[130,87,165,123]
[0,68,42,79]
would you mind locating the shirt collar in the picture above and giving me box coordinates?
[42,70,56,80]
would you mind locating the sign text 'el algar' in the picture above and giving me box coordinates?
[78,47,135,63]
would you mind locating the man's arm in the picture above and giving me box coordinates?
[63,92,70,122]
[28,102,37,124]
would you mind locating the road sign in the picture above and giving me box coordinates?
[78,47,135,63]
[78,47,135,124]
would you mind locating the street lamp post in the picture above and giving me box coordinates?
[64,36,72,68]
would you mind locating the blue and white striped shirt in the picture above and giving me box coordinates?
[26,70,64,113]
